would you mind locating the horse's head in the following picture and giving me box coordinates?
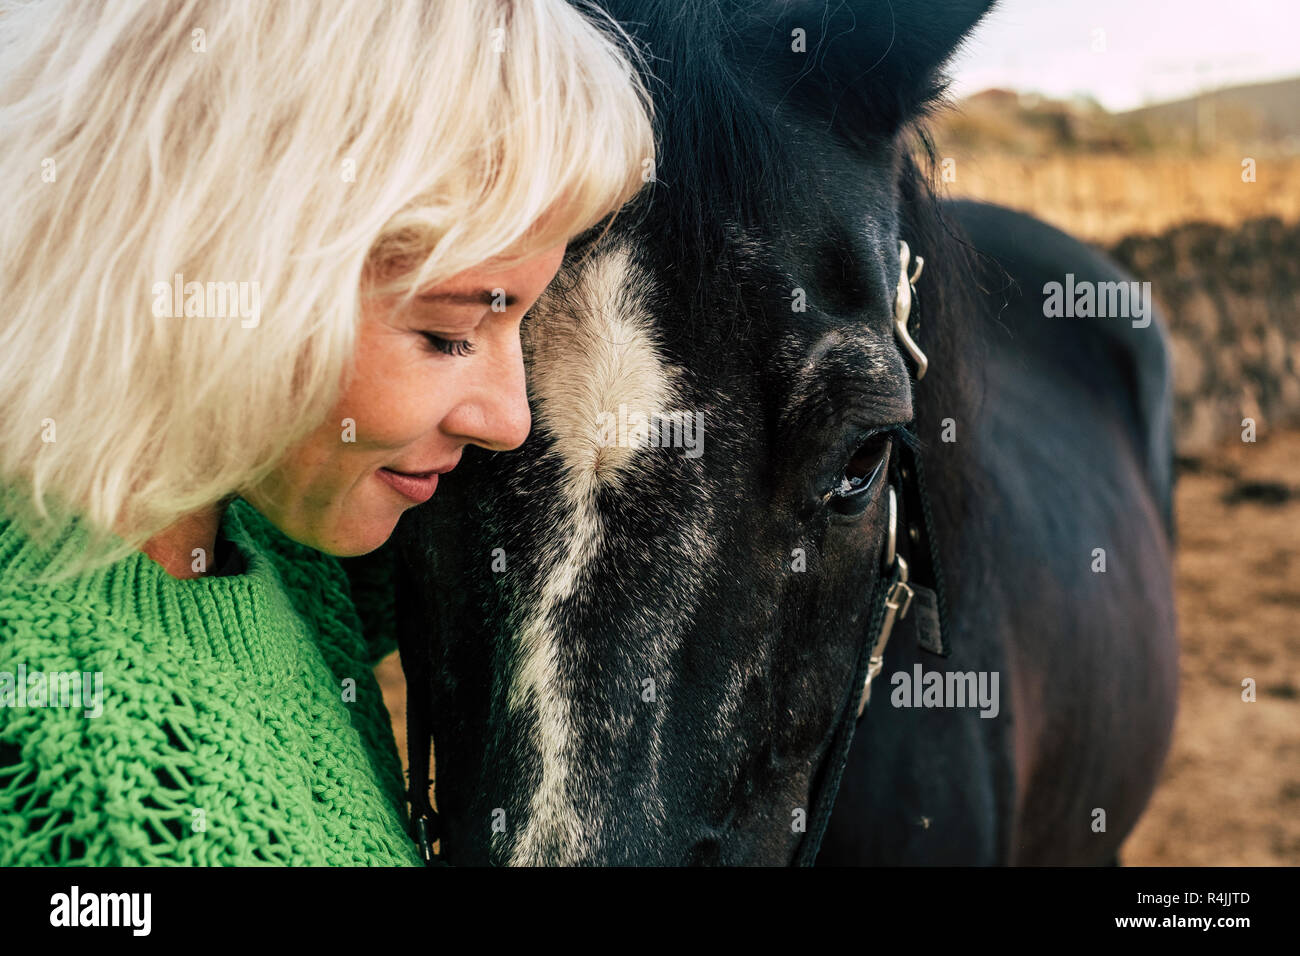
[397,0,993,865]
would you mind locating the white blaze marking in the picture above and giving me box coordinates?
[508,245,681,864]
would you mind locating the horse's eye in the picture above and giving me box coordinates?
[827,432,891,516]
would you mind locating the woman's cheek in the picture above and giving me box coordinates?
[358,365,450,451]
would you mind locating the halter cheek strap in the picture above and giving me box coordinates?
[399,554,440,865]
[793,239,952,866]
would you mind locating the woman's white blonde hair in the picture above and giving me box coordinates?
[0,0,655,576]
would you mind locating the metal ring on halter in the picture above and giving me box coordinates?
[883,485,898,571]
[894,240,929,381]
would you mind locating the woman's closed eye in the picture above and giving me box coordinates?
[418,331,476,357]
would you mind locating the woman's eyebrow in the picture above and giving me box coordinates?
[419,289,519,307]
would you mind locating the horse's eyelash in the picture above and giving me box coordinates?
[886,423,920,450]
[852,423,916,453]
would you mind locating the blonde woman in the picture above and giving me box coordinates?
[0,0,653,865]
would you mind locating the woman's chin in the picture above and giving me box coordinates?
[321,513,403,557]
[273,499,403,558]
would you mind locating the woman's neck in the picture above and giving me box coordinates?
[140,504,226,579]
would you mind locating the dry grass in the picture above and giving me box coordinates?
[933,153,1300,243]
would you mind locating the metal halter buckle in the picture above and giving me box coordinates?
[858,486,915,717]
[893,240,927,380]
[413,814,433,864]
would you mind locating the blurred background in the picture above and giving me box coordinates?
[931,0,1300,864]
[376,0,1300,865]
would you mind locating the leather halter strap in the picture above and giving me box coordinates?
[793,239,951,866]
[405,693,438,864]
[400,555,439,864]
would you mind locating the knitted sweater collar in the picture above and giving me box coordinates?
[0,495,300,671]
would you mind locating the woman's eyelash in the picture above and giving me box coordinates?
[419,332,476,357]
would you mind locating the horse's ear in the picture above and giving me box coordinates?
[748,0,996,138]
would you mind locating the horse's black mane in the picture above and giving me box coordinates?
[601,1,804,267]
[593,1,978,344]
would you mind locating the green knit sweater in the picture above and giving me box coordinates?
[0,496,422,866]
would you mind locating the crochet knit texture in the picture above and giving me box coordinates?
[0,497,422,866]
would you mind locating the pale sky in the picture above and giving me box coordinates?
[947,0,1300,112]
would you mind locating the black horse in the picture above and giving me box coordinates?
[390,0,1179,865]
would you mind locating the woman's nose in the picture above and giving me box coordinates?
[484,362,532,451]
[449,340,532,452]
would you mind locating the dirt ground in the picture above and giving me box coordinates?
[1121,428,1300,865]
[374,430,1300,865]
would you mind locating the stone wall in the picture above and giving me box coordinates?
[1107,217,1300,453]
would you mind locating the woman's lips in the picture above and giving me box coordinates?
[376,467,439,503]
